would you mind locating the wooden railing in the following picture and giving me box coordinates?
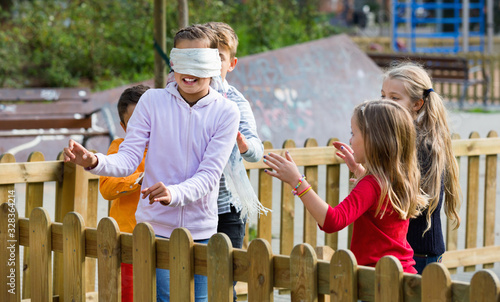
[0,132,499,299]
[1,205,499,302]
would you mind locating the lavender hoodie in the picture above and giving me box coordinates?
[91,82,239,239]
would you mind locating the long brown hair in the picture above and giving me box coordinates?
[384,62,461,230]
[354,100,428,220]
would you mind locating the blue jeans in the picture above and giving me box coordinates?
[413,254,443,275]
[217,205,246,302]
[156,237,209,302]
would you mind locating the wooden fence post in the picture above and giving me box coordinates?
[422,262,451,302]
[375,256,403,302]
[447,133,460,274]
[248,238,274,302]
[208,233,233,302]
[483,130,497,269]
[0,153,16,204]
[22,151,45,299]
[0,202,20,302]
[325,138,341,251]
[330,249,358,302]
[133,222,156,301]
[85,172,99,292]
[170,227,195,302]
[29,207,52,302]
[97,217,121,302]
[303,138,318,247]
[281,140,296,256]
[63,212,86,301]
[290,243,317,302]
[465,131,481,272]
[470,270,500,301]
[257,141,274,244]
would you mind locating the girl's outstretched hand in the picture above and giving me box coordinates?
[63,139,97,169]
[332,141,365,179]
[263,151,302,187]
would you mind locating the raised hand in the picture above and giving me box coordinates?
[263,151,302,187]
[236,131,249,154]
[332,141,365,179]
[141,182,171,206]
[63,139,97,169]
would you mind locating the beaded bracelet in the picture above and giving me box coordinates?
[291,175,306,195]
[298,185,312,198]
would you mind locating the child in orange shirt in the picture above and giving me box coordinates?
[99,84,149,302]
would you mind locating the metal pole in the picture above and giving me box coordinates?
[178,0,189,29]
[154,0,166,88]
[462,0,469,53]
[487,0,493,54]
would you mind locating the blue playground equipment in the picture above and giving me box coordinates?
[391,0,485,53]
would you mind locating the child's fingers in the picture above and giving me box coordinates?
[155,197,171,206]
[266,152,286,164]
[335,152,346,159]
[284,150,295,163]
[263,157,279,171]
[349,178,357,183]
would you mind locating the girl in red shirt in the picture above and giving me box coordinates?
[263,100,428,273]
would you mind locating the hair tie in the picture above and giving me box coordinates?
[423,88,434,98]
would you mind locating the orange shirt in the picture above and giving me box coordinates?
[99,138,147,233]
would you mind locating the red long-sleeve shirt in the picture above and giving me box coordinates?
[320,175,417,273]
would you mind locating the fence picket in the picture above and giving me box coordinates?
[483,130,498,269]
[63,212,86,301]
[29,207,52,302]
[208,233,233,302]
[290,243,317,302]
[0,153,15,204]
[330,249,357,302]
[22,151,45,299]
[470,270,500,301]
[304,138,319,247]
[170,227,195,302]
[447,133,461,274]
[0,202,20,302]
[97,217,121,301]
[248,239,273,302]
[258,141,274,244]
[281,139,296,256]
[375,256,403,302]
[465,132,481,272]
[325,138,341,251]
[422,263,452,302]
[133,222,156,301]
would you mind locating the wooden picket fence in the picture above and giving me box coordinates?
[0,131,499,300]
[1,204,500,302]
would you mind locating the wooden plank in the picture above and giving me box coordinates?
[483,130,497,269]
[0,153,16,204]
[273,255,291,289]
[63,212,86,302]
[29,208,52,302]
[0,117,92,131]
[452,137,500,156]
[375,256,403,302]
[290,243,317,302]
[357,267,375,301]
[324,138,340,251]
[330,249,357,302]
[247,239,273,302]
[208,233,233,302]
[170,228,195,302]
[0,161,62,185]
[303,138,318,247]
[470,270,500,302]
[422,263,451,302]
[0,202,21,302]
[446,133,460,274]
[23,152,45,299]
[133,223,156,301]
[97,218,121,302]
[441,245,500,268]
[53,153,64,299]
[280,139,296,256]
[257,141,273,244]
[315,246,334,300]
[465,132,480,272]
[85,177,99,292]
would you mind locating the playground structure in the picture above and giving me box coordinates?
[0,131,499,300]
